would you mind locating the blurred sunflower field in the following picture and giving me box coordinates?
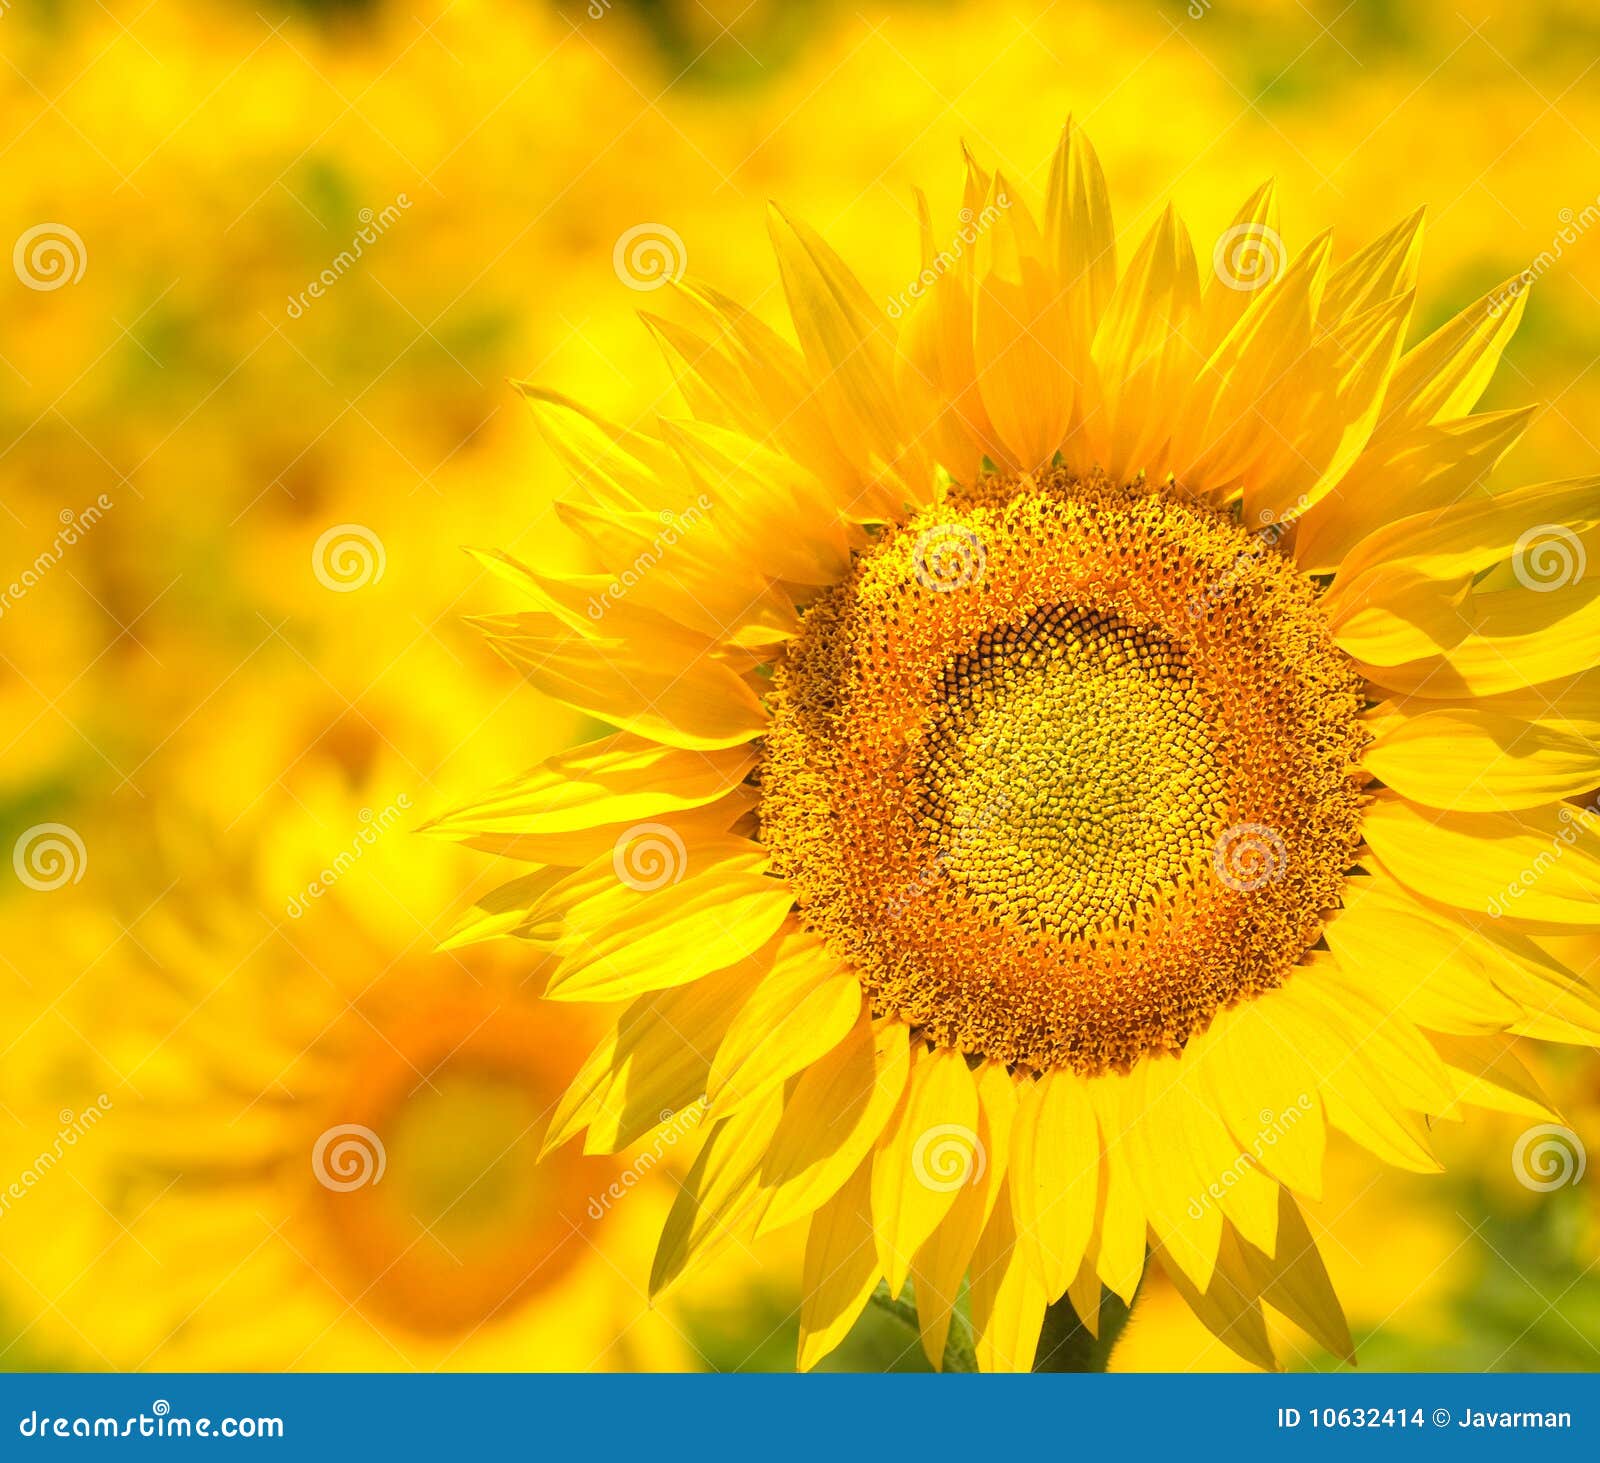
[2,0,1599,1373]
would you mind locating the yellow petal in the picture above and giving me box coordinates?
[1364,709,1600,812]
[649,1089,784,1297]
[1376,278,1527,437]
[1010,1067,1099,1297]
[708,937,863,1115]
[911,1061,1016,1367]
[870,1045,981,1297]
[797,1161,880,1372]
[550,843,793,1002]
[1365,796,1600,929]
[1320,207,1425,328]
[1226,1196,1353,1363]
[1154,1231,1278,1371]
[760,1014,911,1234]
[968,1175,1049,1373]
[973,178,1076,470]
[1293,407,1534,573]
[1428,1032,1559,1121]
[421,733,756,863]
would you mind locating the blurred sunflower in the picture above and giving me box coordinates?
[438,123,1600,1373]
[0,764,690,1372]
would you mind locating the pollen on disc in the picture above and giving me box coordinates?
[758,469,1368,1076]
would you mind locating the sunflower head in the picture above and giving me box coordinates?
[437,125,1600,1372]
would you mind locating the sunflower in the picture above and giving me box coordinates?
[437,125,1600,1372]
[0,764,693,1372]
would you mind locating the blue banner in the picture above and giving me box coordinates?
[0,1374,1591,1458]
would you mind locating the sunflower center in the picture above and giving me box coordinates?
[920,604,1225,935]
[314,999,609,1337]
[759,470,1367,1075]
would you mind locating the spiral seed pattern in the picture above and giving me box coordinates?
[759,470,1368,1075]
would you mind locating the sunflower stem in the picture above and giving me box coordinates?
[1031,1283,1138,1373]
